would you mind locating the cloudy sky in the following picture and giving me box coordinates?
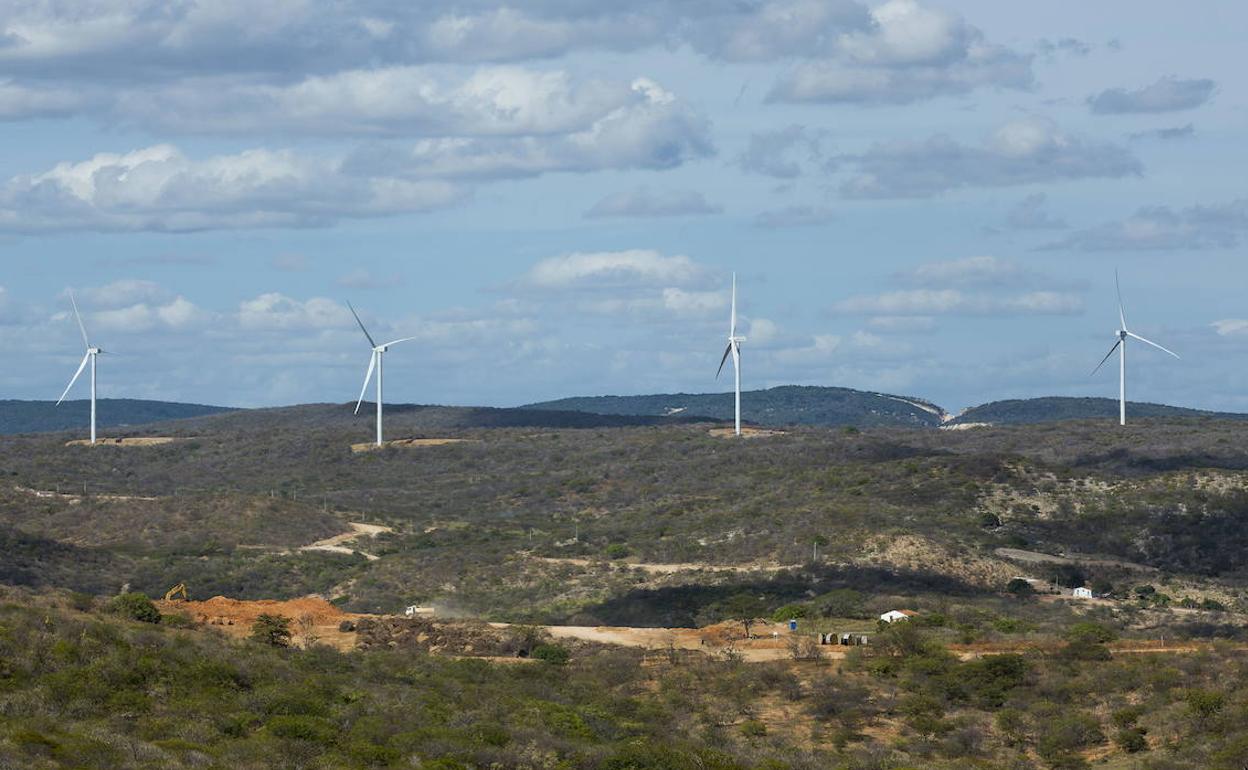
[1,1,1245,413]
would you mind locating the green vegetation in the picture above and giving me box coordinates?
[0,398,234,435]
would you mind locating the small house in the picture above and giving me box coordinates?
[1073,587,1094,599]
[879,609,918,623]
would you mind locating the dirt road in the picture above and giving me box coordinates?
[299,522,393,561]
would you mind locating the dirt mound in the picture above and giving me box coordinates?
[162,595,346,626]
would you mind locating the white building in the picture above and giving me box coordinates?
[1073,587,1094,599]
[879,609,918,623]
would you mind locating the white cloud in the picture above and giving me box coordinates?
[1042,199,1248,252]
[114,66,638,137]
[345,78,713,181]
[0,144,462,233]
[832,288,1081,316]
[768,0,1032,104]
[237,293,353,331]
[524,250,709,290]
[896,256,1073,289]
[841,118,1140,198]
[75,279,170,309]
[773,334,843,364]
[1212,319,1248,337]
[91,296,209,332]
[662,287,727,316]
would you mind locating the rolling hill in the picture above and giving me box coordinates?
[0,398,237,435]
[949,397,1248,426]
[524,385,948,428]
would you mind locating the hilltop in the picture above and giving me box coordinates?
[0,398,235,435]
[950,396,1248,426]
[525,385,948,428]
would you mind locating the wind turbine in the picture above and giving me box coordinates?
[1091,271,1179,426]
[715,273,746,436]
[56,293,104,444]
[348,302,417,446]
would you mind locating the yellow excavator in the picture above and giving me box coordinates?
[163,583,189,602]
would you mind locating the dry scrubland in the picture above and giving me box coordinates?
[3,407,1248,767]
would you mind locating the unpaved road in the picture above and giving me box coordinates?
[533,556,801,576]
[300,522,393,561]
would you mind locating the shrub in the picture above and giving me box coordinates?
[109,592,161,624]
[251,614,292,647]
[770,603,808,622]
[531,644,570,665]
[604,543,631,560]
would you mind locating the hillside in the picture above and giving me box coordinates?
[0,398,236,435]
[951,397,1248,426]
[525,385,948,428]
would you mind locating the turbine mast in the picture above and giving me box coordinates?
[1119,334,1126,426]
[90,350,97,444]
[733,273,741,437]
[376,350,384,446]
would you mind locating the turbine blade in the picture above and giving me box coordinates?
[1115,269,1126,330]
[1090,339,1121,377]
[1126,331,1180,359]
[57,352,91,405]
[730,272,737,338]
[347,301,377,348]
[70,292,90,348]
[354,352,377,414]
[716,343,733,379]
[380,336,418,348]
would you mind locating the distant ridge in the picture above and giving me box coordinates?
[0,399,236,436]
[524,385,948,428]
[950,397,1248,426]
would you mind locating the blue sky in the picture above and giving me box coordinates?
[0,1,1245,413]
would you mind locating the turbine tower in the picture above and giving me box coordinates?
[348,302,417,447]
[1091,271,1179,426]
[56,293,104,444]
[716,273,746,436]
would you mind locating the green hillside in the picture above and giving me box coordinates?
[525,385,948,428]
[951,396,1248,426]
[0,399,236,435]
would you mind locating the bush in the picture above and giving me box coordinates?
[531,644,570,665]
[1006,578,1034,598]
[770,603,808,622]
[1115,726,1148,753]
[251,614,292,647]
[109,592,161,624]
[604,543,631,560]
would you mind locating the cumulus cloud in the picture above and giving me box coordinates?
[1004,193,1067,230]
[113,66,639,137]
[1043,199,1248,251]
[585,187,721,218]
[738,125,829,179]
[343,79,712,181]
[894,256,1068,289]
[1089,77,1216,114]
[0,144,463,233]
[753,205,837,228]
[840,118,1141,198]
[237,293,353,331]
[90,296,210,332]
[0,77,711,233]
[523,250,710,290]
[767,0,1032,105]
[831,288,1081,316]
[74,279,171,309]
[1212,319,1248,337]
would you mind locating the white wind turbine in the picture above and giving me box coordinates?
[348,302,417,446]
[715,273,746,436]
[56,293,104,444]
[1091,271,1180,426]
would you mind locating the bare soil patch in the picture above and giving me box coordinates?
[708,426,786,439]
[66,437,183,447]
[533,555,800,575]
[351,438,477,453]
[299,521,393,561]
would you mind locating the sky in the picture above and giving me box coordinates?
[0,1,1245,413]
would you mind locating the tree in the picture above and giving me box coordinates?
[1006,578,1035,598]
[251,614,292,647]
[109,592,161,624]
[720,593,769,638]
